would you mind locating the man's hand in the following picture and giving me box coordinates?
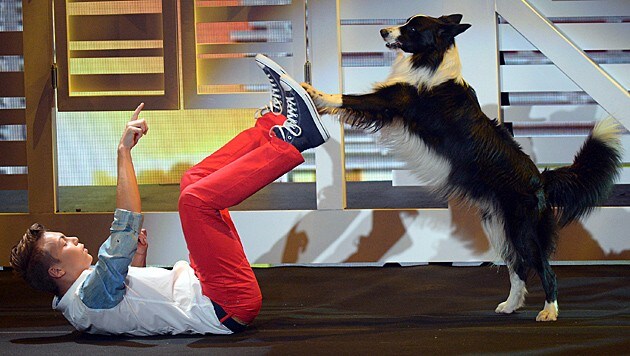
[116,103,147,213]
[131,228,148,267]
[137,228,148,255]
[119,103,148,151]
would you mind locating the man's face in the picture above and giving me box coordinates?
[40,231,93,277]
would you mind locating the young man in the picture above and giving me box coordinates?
[10,55,329,335]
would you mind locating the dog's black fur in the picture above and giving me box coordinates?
[303,14,623,321]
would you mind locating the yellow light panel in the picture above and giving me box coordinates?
[69,40,163,51]
[67,0,162,16]
[70,90,164,97]
[69,57,164,75]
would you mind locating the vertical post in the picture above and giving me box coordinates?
[309,0,346,210]
[22,0,56,213]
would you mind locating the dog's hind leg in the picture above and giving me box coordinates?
[495,262,528,314]
[530,211,559,321]
[481,215,528,314]
[533,258,559,321]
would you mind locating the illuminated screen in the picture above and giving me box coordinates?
[56,108,315,187]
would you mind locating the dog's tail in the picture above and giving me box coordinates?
[541,117,624,227]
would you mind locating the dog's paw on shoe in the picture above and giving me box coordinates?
[301,83,342,112]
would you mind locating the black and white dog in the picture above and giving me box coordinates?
[303,14,623,321]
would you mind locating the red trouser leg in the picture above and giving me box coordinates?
[178,112,304,324]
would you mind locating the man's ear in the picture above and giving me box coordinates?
[48,266,65,279]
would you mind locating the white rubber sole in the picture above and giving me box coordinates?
[255,54,287,75]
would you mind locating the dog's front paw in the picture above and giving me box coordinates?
[301,82,342,113]
[495,301,517,314]
[535,301,558,322]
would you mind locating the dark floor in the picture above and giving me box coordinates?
[0,264,628,355]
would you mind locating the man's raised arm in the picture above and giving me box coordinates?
[116,103,148,213]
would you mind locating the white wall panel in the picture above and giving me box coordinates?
[527,0,630,17]
[500,64,630,92]
[342,67,390,93]
[340,26,393,52]
[503,105,609,123]
[499,24,630,51]
[528,136,630,164]
[339,0,443,20]
[143,208,630,265]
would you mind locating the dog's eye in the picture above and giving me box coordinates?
[408,26,416,33]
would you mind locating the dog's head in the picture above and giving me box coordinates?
[380,14,471,54]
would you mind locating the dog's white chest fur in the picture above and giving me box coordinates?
[374,49,463,189]
[378,122,452,188]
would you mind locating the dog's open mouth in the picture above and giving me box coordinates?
[385,41,402,50]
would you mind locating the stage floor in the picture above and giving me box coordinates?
[1,264,628,354]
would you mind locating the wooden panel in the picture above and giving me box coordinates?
[0,174,27,190]
[181,0,307,109]
[0,32,23,55]
[0,141,26,166]
[55,0,179,111]
[0,72,24,97]
[0,109,26,125]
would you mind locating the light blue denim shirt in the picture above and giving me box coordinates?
[79,208,143,309]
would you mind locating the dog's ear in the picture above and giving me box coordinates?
[440,14,464,24]
[439,23,471,39]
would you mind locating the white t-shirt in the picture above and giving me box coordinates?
[53,261,231,336]
[52,209,231,336]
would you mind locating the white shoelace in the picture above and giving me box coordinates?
[255,72,283,119]
[271,95,302,139]
[266,72,283,115]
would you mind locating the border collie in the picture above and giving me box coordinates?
[303,14,623,321]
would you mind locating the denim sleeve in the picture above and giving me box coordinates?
[79,209,143,309]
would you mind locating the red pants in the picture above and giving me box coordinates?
[178,112,304,324]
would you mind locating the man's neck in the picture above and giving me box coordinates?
[56,268,87,298]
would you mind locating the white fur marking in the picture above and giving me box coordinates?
[302,83,342,109]
[378,122,451,188]
[536,300,559,321]
[592,117,623,148]
[381,46,465,90]
[480,209,510,263]
[495,268,527,314]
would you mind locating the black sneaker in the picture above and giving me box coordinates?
[270,74,330,152]
[255,54,287,116]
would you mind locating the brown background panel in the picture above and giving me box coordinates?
[0,109,26,125]
[0,72,25,97]
[0,213,115,266]
[0,141,26,166]
[67,14,164,41]
[0,174,27,190]
[54,0,179,111]
[0,31,23,55]
[69,73,164,92]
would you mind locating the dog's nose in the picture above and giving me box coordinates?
[380,28,389,38]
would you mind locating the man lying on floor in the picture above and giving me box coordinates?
[9,56,329,335]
